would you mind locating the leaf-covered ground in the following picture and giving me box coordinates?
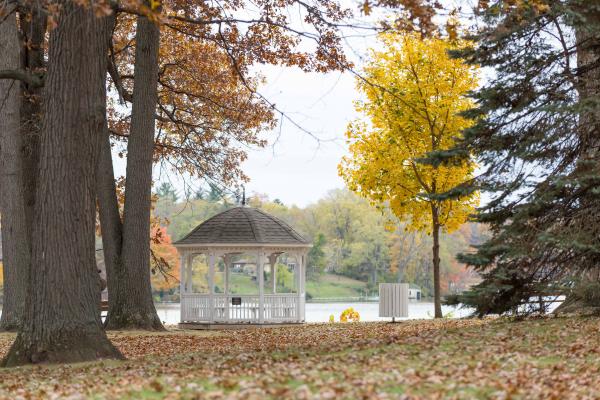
[0,317,599,399]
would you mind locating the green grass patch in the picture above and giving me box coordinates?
[306,273,367,299]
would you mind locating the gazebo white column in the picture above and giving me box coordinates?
[185,253,193,293]
[223,254,231,319]
[269,253,278,294]
[294,252,305,321]
[208,251,215,322]
[300,252,306,321]
[179,253,186,296]
[257,250,265,323]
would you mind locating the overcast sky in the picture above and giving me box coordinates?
[240,66,360,207]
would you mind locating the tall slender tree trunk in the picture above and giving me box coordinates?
[0,8,29,331]
[555,3,600,313]
[431,205,442,318]
[95,15,126,322]
[98,122,126,321]
[2,3,122,366]
[104,15,163,330]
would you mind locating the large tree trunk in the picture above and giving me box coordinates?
[2,3,123,366]
[431,206,442,318]
[0,8,30,332]
[104,15,163,330]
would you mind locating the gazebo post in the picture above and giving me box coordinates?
[185,253,193,293]
[179,253,186,295]
[223,254,230,295]
[295,252,303,321]
[223,253,230,321]
[300,252,306,321]
[257,250,264,323]
[179,253,186,323]
[269,253,278,294]
[208,251,215,322]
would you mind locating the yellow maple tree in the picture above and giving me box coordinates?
[339,32,479,318]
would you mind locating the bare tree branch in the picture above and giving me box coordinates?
[0,69,44,87]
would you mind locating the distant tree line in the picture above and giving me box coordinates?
[153,186,486,298]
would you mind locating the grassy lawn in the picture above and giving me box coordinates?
[1,316,599,398]
[306,273,367,299]
[214,272,368,299]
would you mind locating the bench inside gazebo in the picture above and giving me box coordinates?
[174,206,311,329]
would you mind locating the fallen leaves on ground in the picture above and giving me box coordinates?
[0,317,599,399]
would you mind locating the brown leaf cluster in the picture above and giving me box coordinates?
[1,316,599,399]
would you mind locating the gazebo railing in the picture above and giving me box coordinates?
[181,293,301,323]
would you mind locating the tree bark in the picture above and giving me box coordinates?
[104,15,163,330]
[20,6,47,242]
[98,121,126,322]
[2,3,122,366]
[0,8,30,332]
[431,205,442,318]
[94,14,126,322]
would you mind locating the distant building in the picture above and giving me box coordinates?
[408,285,421,300]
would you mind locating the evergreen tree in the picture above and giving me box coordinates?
[207,183,223,202]
[194,189,205,200]
[155,182,178,202]
[446,0,600,315]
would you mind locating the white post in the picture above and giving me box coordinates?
[179,253,186,322]
[258,250,264,323]
[295,252,302,322]
[185,253,193,293]
[179,253,186,295]
[224,254,230,295]
[269,253,278,294]
[294,252,300,293]
[224,254,230,321]
[301,253,306,294]
[301,253,306,321]
[208,252,215,322]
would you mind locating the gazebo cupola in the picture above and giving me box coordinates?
[174,206,311,327]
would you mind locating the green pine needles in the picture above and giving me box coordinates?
[447,0,600,315]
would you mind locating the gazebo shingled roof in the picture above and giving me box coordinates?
[174,206,309,246]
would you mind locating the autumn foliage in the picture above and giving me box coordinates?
[149,226,180,292]
[340,32,479,234]
[1,317,599,398]
[340,307,360,322]
[340,32,479,317]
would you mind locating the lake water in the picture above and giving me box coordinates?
[154,301,472,324]
[0,302,472,325]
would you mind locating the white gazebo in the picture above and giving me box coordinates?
[174,206,311,327]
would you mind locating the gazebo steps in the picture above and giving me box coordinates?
[178,322,304,330]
